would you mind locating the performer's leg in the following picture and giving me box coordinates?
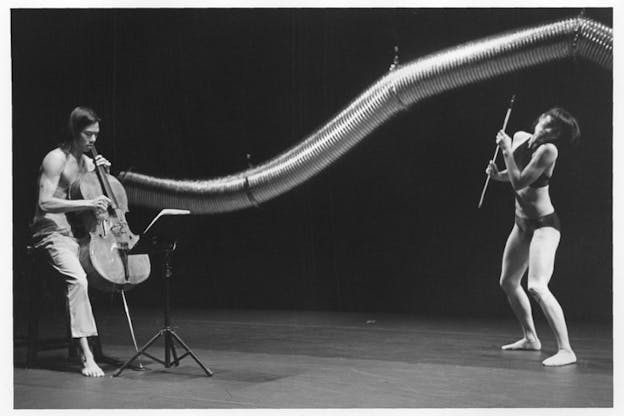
[499,225,541,350]
[527,227,576,366]
[41,234,104,377]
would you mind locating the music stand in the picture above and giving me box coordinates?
[113,209,212,377]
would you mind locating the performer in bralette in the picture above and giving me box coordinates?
[485,107,580,366]
[31,106,113,377]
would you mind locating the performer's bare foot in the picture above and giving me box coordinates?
[542,349,577,367]
[81,354,105,377]
[501,337,542,351]
[79,337,105,377]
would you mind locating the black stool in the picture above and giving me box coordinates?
[24,245,77,368]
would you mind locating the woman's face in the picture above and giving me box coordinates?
[533,115,557,142]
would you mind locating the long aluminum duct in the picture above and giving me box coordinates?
[119,16,612,214]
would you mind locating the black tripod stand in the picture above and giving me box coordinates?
[113,213,212,377]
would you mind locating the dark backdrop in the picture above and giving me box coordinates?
[12,8,612,320]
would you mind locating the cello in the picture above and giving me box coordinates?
[69,145,151,292]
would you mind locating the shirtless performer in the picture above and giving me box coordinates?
[30,106,112,377]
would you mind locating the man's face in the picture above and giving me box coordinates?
[77,122,100,153]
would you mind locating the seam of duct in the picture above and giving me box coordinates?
[120,17,612,214]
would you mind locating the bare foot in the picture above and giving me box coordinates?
[81,356,105,377]
[501,337,542,351]
[542,349,577,366]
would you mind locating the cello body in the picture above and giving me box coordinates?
[69,158,151,292]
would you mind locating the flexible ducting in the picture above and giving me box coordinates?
[119,16,612,214]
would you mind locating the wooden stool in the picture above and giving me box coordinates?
[25,245,77,368]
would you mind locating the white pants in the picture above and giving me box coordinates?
[34,232,98,338]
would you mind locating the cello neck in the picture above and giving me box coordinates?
[90,145,120,210]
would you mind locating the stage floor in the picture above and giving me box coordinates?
[13,308,612,408]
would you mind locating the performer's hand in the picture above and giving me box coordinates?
[486,160,500,179]
[91,195,112,212]
[496,130,512,153]
[95,154,112,173]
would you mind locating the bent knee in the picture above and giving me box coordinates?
[527,283,550,300]
[499,277,520,293]
[68,273,89,291]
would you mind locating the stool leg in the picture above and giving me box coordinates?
[26,262,43,368]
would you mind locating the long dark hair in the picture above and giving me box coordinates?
[60,106,101,152]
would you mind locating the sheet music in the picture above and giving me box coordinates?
[143,209,191,235]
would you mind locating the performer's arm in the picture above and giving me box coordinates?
[38,150,110,213]
[497,130,557,190]
[486,163,510,182]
